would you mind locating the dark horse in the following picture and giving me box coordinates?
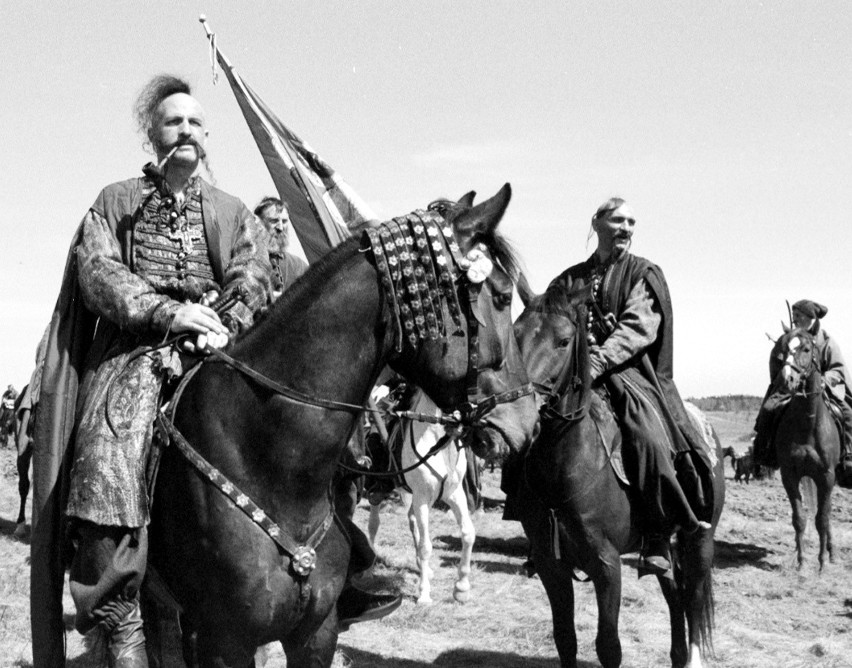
[146,185,539,667]
[773,327,840,571]
[13,384,34,538]
[512,284,724,668]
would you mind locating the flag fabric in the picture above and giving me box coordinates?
[207,31,377,264]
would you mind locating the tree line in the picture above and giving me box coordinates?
[686,395,762,413]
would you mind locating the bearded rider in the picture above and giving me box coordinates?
[548,197,712,576]
[253,196,308,301]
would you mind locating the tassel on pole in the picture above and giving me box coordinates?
[198,14,220,84]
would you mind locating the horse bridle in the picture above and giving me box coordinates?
[196,266,532,429]
[149,226,532,587]
[782,332,823,397]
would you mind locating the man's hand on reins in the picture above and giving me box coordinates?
[171,302,230,354]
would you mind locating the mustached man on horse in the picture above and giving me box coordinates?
[507,197,712,576]
[753,299,852,485]
[31,75,395,668]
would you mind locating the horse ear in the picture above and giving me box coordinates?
[452,183,511,251]
[456,191,476,208]
[516,271,538,308]
[781,321,791,334]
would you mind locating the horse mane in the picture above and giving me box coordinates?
[236,236,363,349]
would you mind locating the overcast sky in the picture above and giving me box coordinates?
[2,1,851,398]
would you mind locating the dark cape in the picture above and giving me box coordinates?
[31,177,255,668]
[551,253,714,518]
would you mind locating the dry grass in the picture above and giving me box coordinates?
[2,410,852,667]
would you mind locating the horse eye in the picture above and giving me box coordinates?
[493,291,512,308]
[557,338,571,348]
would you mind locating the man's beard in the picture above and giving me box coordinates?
[268,233,289,255]
[611,236,631,261]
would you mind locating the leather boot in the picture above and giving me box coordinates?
[639,535,672,575]
[106,597,149,668]
[837,438,852,488]
[70,527,148,634]
[337,582,402,632]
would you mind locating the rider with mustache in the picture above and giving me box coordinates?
[31,74,272,667]
[549,197,712,576]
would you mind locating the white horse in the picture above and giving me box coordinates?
[367,388,476,605]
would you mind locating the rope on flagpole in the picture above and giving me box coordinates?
[199,14,219,85]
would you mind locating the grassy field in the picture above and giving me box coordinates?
[2,410,852,667]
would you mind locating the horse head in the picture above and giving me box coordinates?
[513,282,593,420]
[387,184,539,462]
[777,327,820,394]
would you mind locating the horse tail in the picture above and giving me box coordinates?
[693,565,715,656]
[676,522,717,657]
[800,476,817,515]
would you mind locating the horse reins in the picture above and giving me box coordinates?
[150,212,532,589]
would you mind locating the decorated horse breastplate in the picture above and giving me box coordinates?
[364,210,464,350]
[132,179,217,302]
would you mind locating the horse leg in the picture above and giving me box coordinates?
[445,480,475,603]
[408,495,434,605]
[533,547,578,668]
[281,608,339,668]
[657,575,688,667]
[590,546,623,668]
[180,614,200,668]
[814,479,834,569]
[781,471,807,569]
[367,501,381,549]
[14,442,32,538]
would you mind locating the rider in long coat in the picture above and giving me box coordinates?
[753,299,852,481]
[32,75,271,668]
[549,197,711,575]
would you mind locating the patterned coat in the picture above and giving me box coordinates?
[31,168,272,667]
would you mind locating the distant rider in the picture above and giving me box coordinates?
[753,299,852,482]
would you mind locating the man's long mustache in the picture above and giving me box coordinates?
[156,140,206,169]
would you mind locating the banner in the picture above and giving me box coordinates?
[202,18,377,263]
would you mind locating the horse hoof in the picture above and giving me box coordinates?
[13,523,27,539]
[415,596,433,606]
[453,587,470,604]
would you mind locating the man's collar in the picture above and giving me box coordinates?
[142,162,203,197]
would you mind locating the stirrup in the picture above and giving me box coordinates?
[638,535,672,577]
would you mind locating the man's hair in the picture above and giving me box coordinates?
[592,197,627,222]
[133,74,192,137]
[254,196,288,218]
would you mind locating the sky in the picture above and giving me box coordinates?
[1,1,851,398]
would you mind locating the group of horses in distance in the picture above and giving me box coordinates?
[14,185,843,668]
